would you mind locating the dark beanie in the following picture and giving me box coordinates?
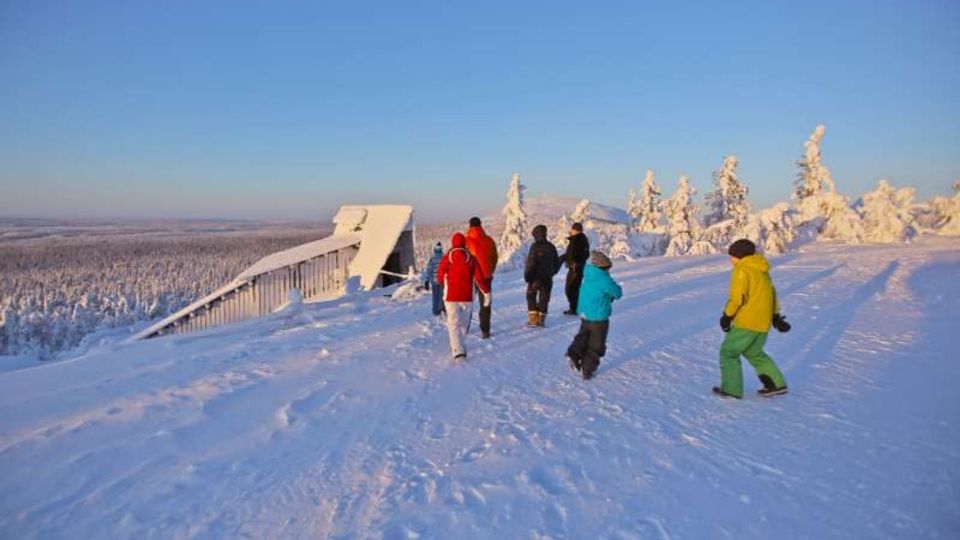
[469,217,482,227]
[571,222,583,232]
[727,239,757,259]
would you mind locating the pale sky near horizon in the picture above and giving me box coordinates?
[1,0,958,223]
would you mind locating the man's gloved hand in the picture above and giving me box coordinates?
[482,291,492,308]
[720,314,733,333]
[772,314,791,333]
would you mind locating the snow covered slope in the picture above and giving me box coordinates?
[1,239,958,539]
[486,193,629,228]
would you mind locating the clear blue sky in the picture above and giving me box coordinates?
[1,0,958,223]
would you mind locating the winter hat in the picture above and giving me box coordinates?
[433,242,443,255]
[469,217,482,228]
[591,250,612,269]
[451,232,466,248]
[571,222,583,232]
[531,224,547,240]
[727,239,757,259]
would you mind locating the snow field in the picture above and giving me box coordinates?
[1,239,958,539]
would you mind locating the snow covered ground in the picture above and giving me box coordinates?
[1,238,958,539]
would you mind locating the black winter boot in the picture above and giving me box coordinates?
[712,386,742,399]
[757,375,788,396]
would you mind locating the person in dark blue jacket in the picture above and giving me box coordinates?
[566,251,623,380]
[424,242,445,316]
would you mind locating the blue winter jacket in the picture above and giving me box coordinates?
[576,264,623,322]
[424,250,443,285]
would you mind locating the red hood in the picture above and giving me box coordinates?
[451,232,466,248]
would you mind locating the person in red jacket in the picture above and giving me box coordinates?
[437,232,491,359]
[465,217,499,338]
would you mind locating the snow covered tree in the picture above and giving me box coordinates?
[627,188,641,229]
[817,199,865,243]
[918,180,960,235]
[633,170,664,233]
[704,155,750,229]
[744,203,796,254]
[859,180,917,243]
[947,180,960,235]
[664,176,704,256]
[549,214,573,248]
[626,170,668,257]
[790,124,864,243]
[794,124,836,202]
[571,199,590,224]
[605,223,634,260]
[497,173,529,268]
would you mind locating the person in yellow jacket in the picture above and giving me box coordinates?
[713,239,791,398]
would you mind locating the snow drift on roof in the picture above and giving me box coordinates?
[237,233,362,281]
[334,205,414,289]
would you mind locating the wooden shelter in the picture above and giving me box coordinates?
[135,205,416,340]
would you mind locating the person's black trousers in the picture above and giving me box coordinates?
[565,268,584,311]
[526,280,553,313]
[474,283,492,335]
[567,319,609,376]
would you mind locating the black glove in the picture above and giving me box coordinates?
[772,314,791,333]
[720,314,733,333]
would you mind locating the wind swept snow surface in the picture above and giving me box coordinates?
[1,239,958,539]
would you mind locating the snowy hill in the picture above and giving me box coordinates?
[1,239,958,539]
[486,193,629,228]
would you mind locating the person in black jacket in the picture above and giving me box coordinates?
[562,222,590,315]
[524,224,562,327]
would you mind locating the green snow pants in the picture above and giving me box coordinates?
[719,327,787,398]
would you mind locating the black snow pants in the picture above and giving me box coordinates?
[526,280,553,313]
[474,283,492,335]
[567,319,610,377]
[565,268,584,311]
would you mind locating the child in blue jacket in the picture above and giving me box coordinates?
[424,242,445,316]
[566,251,622,379]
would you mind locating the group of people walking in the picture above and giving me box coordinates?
[424,218,790,396]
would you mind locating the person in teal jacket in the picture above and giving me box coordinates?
[566,251,623,379]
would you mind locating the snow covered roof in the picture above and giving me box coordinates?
[237,234,362,281]
[334,205,415,289]
[238,205,413,286]
[132,204,415,341]
[132,279,250,340]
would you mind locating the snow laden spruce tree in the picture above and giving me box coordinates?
[705,155,749,228]
[571,198,590,224]
[497,173,529,270]
[632,170,664,233]
[859,179,917,243]
[628,169,667,256]
[702,155,750,249]
[744,203,796,254]
[916,180,960,235]
[664,176,713,256]
[554,198,592,249]
[792,124,864,243]
[937,180,960,235]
